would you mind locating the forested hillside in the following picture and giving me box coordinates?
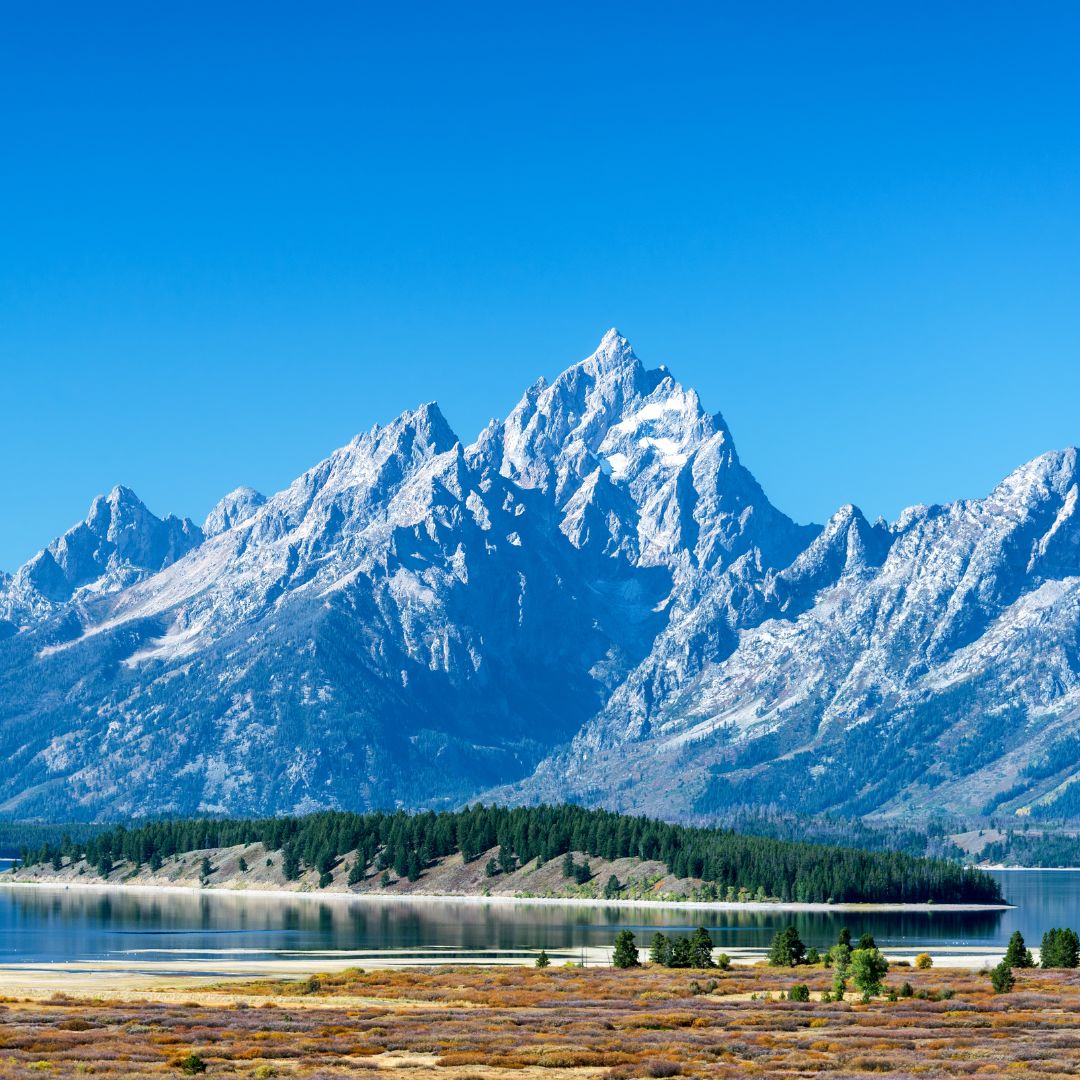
[19,805,1003,904]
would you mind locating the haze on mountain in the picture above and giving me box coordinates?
[1,330,1078,825]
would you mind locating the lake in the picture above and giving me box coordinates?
[0,870,1075,972]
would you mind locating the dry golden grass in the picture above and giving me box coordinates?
[0,965,1078,1077]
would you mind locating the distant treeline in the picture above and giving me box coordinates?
[23,805,1003,904]
[0,821,109,859]
[705,807,965,861]
[978,830,1080,869]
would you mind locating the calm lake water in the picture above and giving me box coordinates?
[0,870,1076,969]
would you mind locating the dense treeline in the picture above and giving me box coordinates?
[25,805,1003,904]
[0,821,108,859]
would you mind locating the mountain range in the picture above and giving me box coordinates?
[1,330,1078,824]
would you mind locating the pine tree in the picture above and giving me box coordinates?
[649,933,671,966]
[603,874,621,899]
[690,926,715,968]
[613,929,640,968]
[768,926,806,967]
[990,959,1015,993]
[1004,930,1034,968]
[535,949,550,969]
[1041,927,1080,968]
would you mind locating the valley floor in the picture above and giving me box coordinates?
[0,963,1076,1078]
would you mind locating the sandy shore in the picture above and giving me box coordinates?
[0,877,1012,913]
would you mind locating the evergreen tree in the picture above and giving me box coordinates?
[613,929,640,968]
[668,936,694,968]
[990,959,1015,993]
[561,851,575,878]
[498,846,516,875]
[856,932,877,951]
[282,847,301,881]
[348,861,363,886]
[603,874,621,899]
[238,857,248,873]
[768,926,806,967]
[649,933,671,966]
[485,856,498,877]
[690,927,715,968]
[1041,927,1080,968]
[535,949,550,969]
[837,927,852,948]
[1004,930,1034,969]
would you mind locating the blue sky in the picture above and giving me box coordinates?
[2,3,1079,569]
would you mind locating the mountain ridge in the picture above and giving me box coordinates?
[1,330,1077,825]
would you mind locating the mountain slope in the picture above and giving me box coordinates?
[0,331,1078,823]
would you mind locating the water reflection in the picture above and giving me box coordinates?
[0,870,1072,965]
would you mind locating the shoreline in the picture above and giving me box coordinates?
[0,878,1012,912]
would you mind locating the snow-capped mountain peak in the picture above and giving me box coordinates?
[1,332,1079,827]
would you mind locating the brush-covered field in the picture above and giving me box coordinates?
[1,964,1078,1078]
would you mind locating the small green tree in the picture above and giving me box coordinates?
[574,861,592,885]
[485,856,498,877]
[649,932,671,966]
[238,857,248,874]
[805,947,820,965]
[200,857,213,880]
[318,871,333,888]
[604,874,621,899]
[613,929,640,968]
[1041,927,1080,968]
[380,868,391,887]
[768,926,806,967]
[669,936,694,968]
[714,952,731,971]
[690,926,715,968]
[561,851,575,878]
[1004,930,1034,969]
[831,943,851,998]
[837,927,852,948]
[348,861,363,886]
[990,960,1015,993]
[535,948,550,969]
[789,983,810,1002]
[856,932,877,951]
[850,947,889,998]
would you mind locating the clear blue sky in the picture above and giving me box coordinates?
[2,3,1079,569]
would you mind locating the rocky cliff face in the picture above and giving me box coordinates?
[1,332,1078,823]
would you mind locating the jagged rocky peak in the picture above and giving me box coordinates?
[203,486,267,537]
[467,328,810,573]
[486,328,710,494]
[0,485,203,626]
